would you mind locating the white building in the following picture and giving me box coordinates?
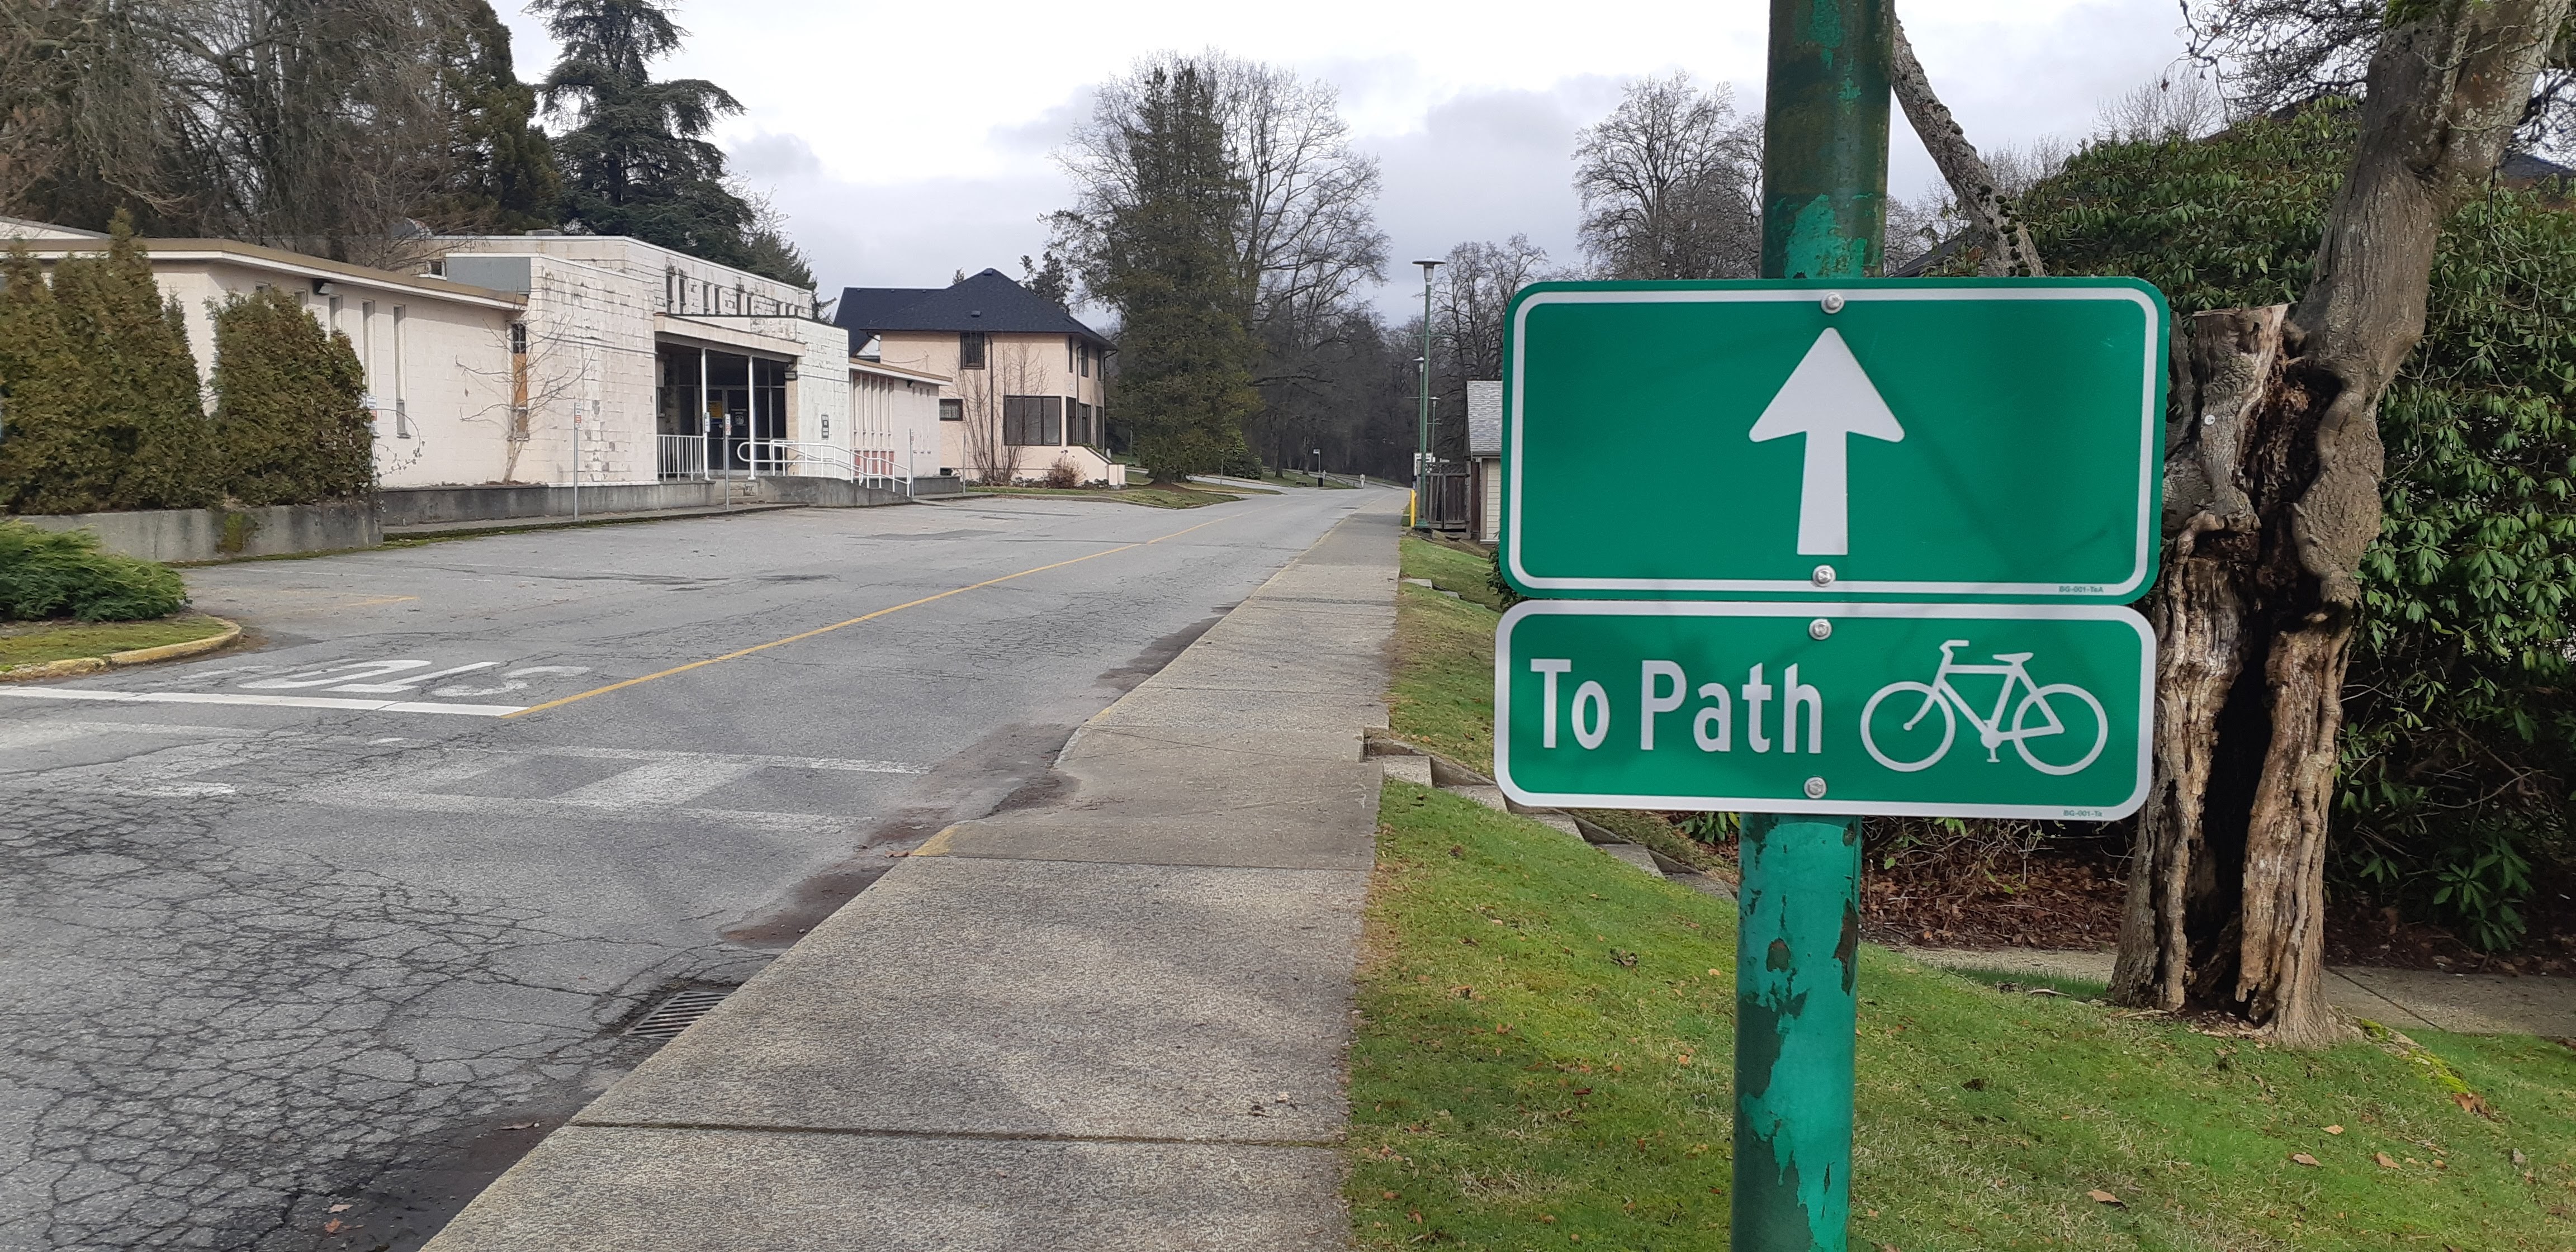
[0,217,528,487]
[437,234,934,489]
[0,219,944,497]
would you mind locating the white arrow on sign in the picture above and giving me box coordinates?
[1746,328,1906,556]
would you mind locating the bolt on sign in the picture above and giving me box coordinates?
[1499,279,2170,602]
[1495,601,2153,820]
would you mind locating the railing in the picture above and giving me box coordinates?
[659,433,917,498]
[657,433,710,480]
[738,439,846,481]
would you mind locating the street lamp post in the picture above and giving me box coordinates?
[1414,258,1441,529]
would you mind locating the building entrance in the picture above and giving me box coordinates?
[657,344,790,476]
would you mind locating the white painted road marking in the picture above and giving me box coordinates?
[0,689,527,715]
[550,758,766,808]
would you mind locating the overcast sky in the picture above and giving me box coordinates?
[495,1,2200,316]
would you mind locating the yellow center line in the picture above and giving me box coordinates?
[503,508,1251,719]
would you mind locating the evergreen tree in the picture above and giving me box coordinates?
[0,219,214,514]
[531,0,759,269]
[213,288,372,505]
[425,2,562,233]
[1083,65,1262,480]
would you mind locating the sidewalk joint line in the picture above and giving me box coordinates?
[905,850,1370,874]
[566,1120,1341,1150]
[506,511,1253,719]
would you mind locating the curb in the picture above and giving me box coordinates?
[0,617,241,682]
[1366,733,1737,899]
[384,504,807,541]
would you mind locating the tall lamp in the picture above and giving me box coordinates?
[1413,258,1442,529]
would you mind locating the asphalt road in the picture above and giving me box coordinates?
[0,486,1371,1252]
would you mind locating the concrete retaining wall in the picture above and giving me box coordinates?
[382,476,966,528]
[381,481,724,527]
[12,501,381,563]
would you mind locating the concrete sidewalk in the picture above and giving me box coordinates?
[1901,947,2576,1038]
[423,497,1401,1251]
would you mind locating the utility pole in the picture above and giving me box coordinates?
[1413,258,1441,529]
[1735,1,1888,1250]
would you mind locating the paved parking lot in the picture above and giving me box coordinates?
[0,490,1367,1251]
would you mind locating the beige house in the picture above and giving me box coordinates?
[0,217,526,488]
[1467,380,1504,545]
[835,269,1120,485]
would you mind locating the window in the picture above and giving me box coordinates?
[939,398,964,422]
[1070,401,1096,448]
[391,305,410,439]
[1003,395,1063,445]
[509,321,528,356]
[960,331,986,369]
[1067,335,1077,374]
[1079,343,1091,378]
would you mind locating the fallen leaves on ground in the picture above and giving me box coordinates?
[2088,1189,2124,1206]
[2290,1153,2322,1167]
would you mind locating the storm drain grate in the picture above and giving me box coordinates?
[627,988,733,1040]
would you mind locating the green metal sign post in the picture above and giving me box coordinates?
[1734,3,1886,1246]
[1488,3,2168,1246]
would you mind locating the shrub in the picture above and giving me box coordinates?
[0,521,187,621]
[0,216,217,514]
[1043,456,1082,489]
[212,287,372,506]
[2016,102,2576,948]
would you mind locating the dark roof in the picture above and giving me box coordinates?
[835,268,1112,351]
[2501,150,2576,184]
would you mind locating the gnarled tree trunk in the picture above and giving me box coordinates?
[1887,13,2043,277]
[2111,0,2568,1047]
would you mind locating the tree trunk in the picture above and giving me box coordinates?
[1886,14,2042,277]
[2111,0,2566,1045]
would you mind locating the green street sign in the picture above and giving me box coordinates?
[1493,601,2154,820]
[1501,279,2169,601]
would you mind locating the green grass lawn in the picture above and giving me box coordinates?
[965,483,1243,509]
[1350,783,2576,1250]
[1357,535,2576,1249]
[1391,537,1722,874]
[0,613,231,668]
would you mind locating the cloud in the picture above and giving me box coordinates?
[1361,79,1632,311]
[727,131,824,182]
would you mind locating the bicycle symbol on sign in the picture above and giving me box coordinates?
[1860,641,2108,776]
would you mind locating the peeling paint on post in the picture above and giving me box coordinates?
[1732,814,1862,1250]
[1760,0,1891,282]
[1739,0,1887,1247]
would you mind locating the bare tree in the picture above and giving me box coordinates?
[2114,0,2571,1047]
[954,344,1061,485]
[2096,73,2229,143]
[1,0,547,264]
[1428,236,1560,459]
[1057,50,1386,333]
[1572,73,1763,280]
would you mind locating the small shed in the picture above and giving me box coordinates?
[1466,380,1504,546]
